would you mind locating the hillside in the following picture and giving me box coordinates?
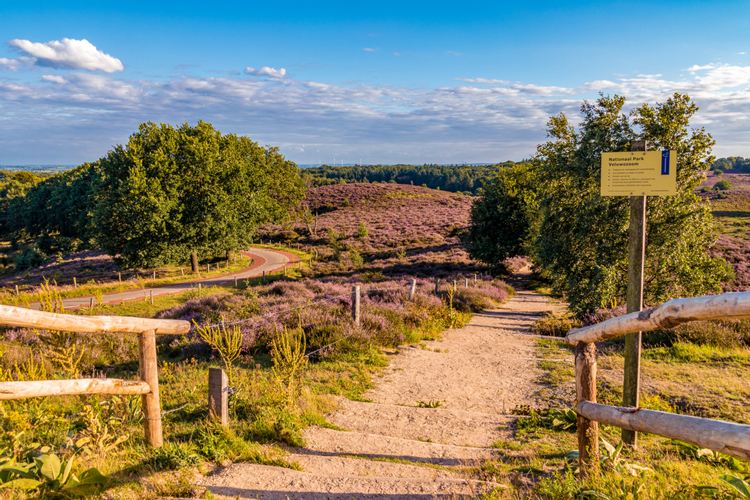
[261,183,518,279]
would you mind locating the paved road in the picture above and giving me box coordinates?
[35,247,299,310]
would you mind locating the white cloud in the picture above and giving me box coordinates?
[446,51,462,56]
[740,52,746,55]
[7,38,123,73]
[244,66,286,78]
[42,75,66,83]
[363,48,377,52]
[687,64,718,72]
[0,56,34,71]
[2,61,750,164]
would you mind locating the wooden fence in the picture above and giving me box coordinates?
[0,304,190,448]
[565,291,750,477]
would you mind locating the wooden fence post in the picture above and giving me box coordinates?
[234,276,238,288]
[298,261,302,270]
[284,264,287,276]
[153,271,156,280]
[14,285,18,296]
[352,285,361,326]
[118,272,121,282]
[207,264,210,273]
[89,298,94,313]
[180,268,184,277]
[409,279,416,300]
[149,290,154,305]
[576,341,599,478]
[139,329,163,447]
[474,274,477,284]
[434,277,440,294]
[623,139,647,446]
[208,368,229,427]
[262,271,266,283]
[465,278,469,287]
[73,277,77,288]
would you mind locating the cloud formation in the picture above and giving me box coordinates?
[0,61,749,164]
[7,38,123,73]
[244,66,286,78]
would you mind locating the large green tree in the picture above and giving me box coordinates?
[532,93,730,315]
[93,121,304,268]
[467,163,537,267]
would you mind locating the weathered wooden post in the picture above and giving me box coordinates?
[89,298,94,313]
[14,285,18,296]
[576,341,599,478]
[208,368,229,427]
[298,261,302,270]
[474,274,477,283]
[284,264,287,276]
[409,279,417,300]
[153,271,156,280]
[139,329,163,447]
[118,272,122,282]
[234,276,238,288]
[149,290,154,305]
[352,285,361,326]
[180,268,184,277]
[73,277,77,288]
[623,139,647,446]
[207,264,210,273]
[262,271,266,283]
[434,277,440,294]
[465,278,469,287]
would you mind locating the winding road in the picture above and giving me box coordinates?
[33,247,300,310]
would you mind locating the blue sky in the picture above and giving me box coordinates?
[1,0,749,165]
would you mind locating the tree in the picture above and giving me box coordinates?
[93,121,304,269]
[468,163,537,267]
[532,93,731,315]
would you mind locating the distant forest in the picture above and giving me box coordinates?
[713,157,750,172]
[303,162,528,195]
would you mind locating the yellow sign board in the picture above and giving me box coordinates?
[601,151,676,196]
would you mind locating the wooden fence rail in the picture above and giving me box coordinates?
[565,290,750,477]
[0,305,190,447]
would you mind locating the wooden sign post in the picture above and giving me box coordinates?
[600,140,677,447]
[623,140,647,446]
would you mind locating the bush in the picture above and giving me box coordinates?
[713,169,723,176]
[13,246,47,270]
[356,222,369,238]
[714,179,732,191]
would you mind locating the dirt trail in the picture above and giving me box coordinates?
[199,267,564,499]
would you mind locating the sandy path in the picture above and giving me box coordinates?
[29,247,298,310]
[200,267,563,499]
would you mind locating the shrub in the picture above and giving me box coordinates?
[713,169,723,176]
[356,222,369,238]
[714,179,732,191]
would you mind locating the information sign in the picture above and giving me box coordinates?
[601,151,676,196]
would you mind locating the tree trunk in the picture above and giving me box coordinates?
[191,251,199,273]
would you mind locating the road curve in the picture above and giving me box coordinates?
[34,247,301,310]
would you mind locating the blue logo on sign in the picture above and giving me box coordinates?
[661,151,670,175]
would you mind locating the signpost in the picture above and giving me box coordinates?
[601,141,676,446]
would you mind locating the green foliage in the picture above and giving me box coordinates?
[349,248,364,267]
[531,93,730,315]
[92,121,304,268]
[714,169,724,176]
[144,443,201,471]
[194,322,243,384]
[714,179,733,191]
[468,162,537,266]
[303,162,528,194]
[271,324,307,409]
[0,447,107,497]
[415,399,444,408]
[356,222,369,238]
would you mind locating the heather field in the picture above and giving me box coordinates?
[261,183,495,278]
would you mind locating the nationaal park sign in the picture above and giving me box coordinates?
[601,151,676,196]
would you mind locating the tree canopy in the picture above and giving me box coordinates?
[469,93,731,316]
[5,121,304,268]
